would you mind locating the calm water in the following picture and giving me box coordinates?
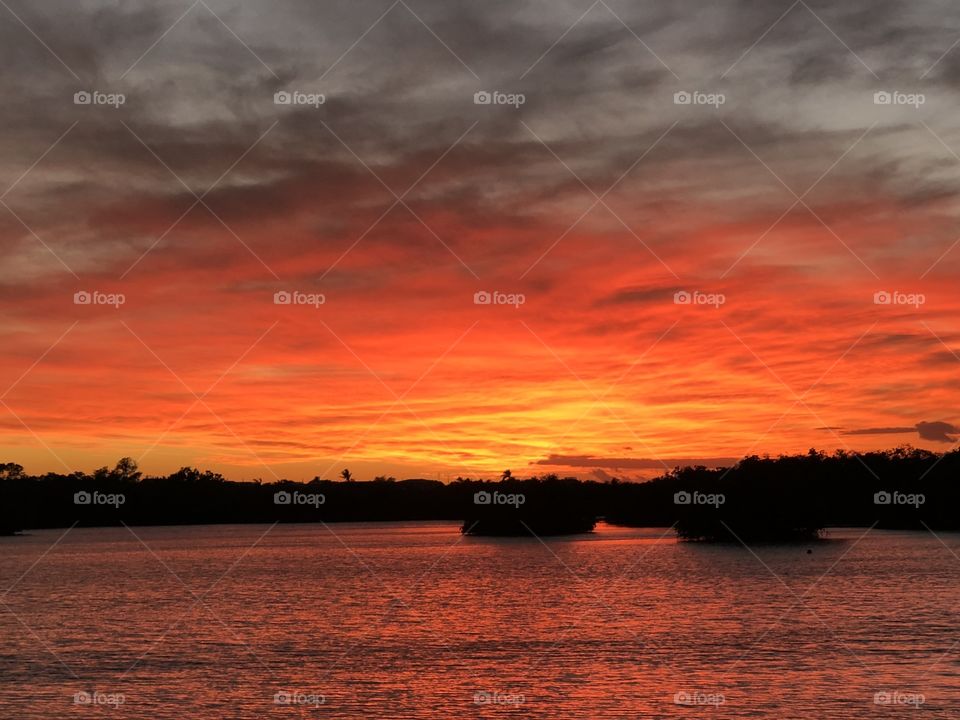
[1,522,958,718]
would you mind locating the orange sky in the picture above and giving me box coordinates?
[1,0,959,480]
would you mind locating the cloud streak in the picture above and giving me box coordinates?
[840,421,959,443]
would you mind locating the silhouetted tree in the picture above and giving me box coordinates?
[2,447,959,537]
[0,463,24,480]
[112,457,142,482]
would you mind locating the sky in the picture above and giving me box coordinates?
[2,0,960,481]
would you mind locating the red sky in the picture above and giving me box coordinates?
[1,0,959,480]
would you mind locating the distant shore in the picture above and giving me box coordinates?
[2,447,956,540]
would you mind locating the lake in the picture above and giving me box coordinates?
[1,522,958,718]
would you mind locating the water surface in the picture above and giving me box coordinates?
[1,523,958,718]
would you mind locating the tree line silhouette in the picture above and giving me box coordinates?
[1,446,957,540]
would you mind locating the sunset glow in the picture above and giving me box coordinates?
[2,1,959,480]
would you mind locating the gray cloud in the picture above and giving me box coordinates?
[841,426,917,436]
[837,421,958,443]
[917,421,960,443]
